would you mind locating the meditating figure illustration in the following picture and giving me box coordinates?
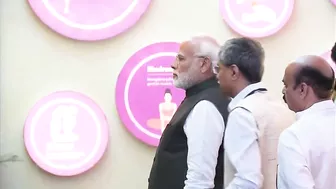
[46,105,84,160]
[49,105,79,143]
[237,0,277,24]
[146,88,177,133]
[159,89,177,133]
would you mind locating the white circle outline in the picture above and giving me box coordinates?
[42,0,139,30]
[30,98,102,171]
[224,0,291,34]
[124,52,177,139]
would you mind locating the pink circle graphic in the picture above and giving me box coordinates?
[27,0,152,41]
[24,91,109,176]
[320,51,336,77]
[115,42,185,147]
[219,0,295,38]
[331,0,336,6]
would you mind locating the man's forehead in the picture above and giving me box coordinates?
[180,41,190,49]
[285,63,298,73]
[178,41,194,56]
[283,63,298,82]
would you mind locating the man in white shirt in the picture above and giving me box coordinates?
[215,37,294,189]
[148,36,231,189]
[278,55,336,189]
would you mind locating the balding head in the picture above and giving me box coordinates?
[282,55,335,112]
[294,55,334,77]
[171,36,220,89]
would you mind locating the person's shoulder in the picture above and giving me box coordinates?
[190,101,224,123]
[235,93,262,110]
[194,100,217,109]
[279,123,300,143]
[192,100,225,116]
[228,106,255,122]
[199,87,231,101]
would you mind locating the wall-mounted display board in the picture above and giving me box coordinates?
[219,0,295,38]
[115,42,185,147]
[24,91,109,176]
[28,0,152,41]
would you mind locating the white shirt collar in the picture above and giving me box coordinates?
[228,82,266,111]
[296,100,335,120]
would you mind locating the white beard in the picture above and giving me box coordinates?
[173,74,193,89]
[173,65,199,89]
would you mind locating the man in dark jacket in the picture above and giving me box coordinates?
[148,36,230,189]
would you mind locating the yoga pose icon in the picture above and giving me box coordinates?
[146,88,177,133]
[49,105,79,143]
[158,89,177,133]
[238,0,277,24]
[46,105,85,160]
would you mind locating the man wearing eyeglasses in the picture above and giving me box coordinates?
[148,36,230,189]
[215,37,294,189]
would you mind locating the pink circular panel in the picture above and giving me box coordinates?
[331,0,336,6]
[219,0,295,38]
[115,42,185,147]
[24,91,109,176]
[27,0,152,41]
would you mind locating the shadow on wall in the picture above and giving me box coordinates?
[0,154,23,164]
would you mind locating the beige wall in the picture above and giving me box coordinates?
[0,0,335,189]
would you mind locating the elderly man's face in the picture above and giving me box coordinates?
[171,42,200,89]
[215,61,243,97]
[282,64,304,112]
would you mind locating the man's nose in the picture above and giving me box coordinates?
[171,60,177,70]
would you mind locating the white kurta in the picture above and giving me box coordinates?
[183,100,225,188]
[224,83,295,189]
[277,100,336,189]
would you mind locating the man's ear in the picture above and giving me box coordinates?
[299,82,309,98]
[231,65,239,80]
[200,57,212,73]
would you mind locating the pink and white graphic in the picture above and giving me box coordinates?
[320,51,336,77]
[27,0,152,41]
[219,0,295,38]
[115,42,185,147]
[24,91,109,176]
[331,0,336,6]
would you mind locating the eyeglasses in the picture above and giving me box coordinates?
[213,64,220,74]
[175,54,211,66]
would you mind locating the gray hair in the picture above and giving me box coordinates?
[218,37,265,83]
[190,36,220,67]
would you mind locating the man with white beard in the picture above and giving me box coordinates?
[148,36,231,189]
